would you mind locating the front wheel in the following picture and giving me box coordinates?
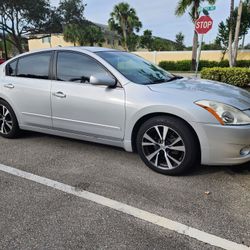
[136,116,200,176]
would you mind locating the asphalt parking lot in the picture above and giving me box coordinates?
[0,132,249,250]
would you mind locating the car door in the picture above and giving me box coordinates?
[3,52,53,128]
[51,51,125,140]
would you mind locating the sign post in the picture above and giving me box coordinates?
[195,34,204,76]
[195,15,213,77]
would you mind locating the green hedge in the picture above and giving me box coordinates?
[201,67,250,87]
[159,60,250,71]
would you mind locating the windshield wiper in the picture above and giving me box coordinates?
[149,76,183,84]
[165,75,183,82]
[151,79,168,84]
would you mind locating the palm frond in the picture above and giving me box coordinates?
[175,0,194,16]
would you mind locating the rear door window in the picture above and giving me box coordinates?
[17,52,52,80]
[6,60,17,76]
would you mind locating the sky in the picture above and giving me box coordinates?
[51,0,249,46]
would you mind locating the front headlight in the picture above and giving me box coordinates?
[195,100,250,125]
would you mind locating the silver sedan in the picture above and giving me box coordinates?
[0,47,250,175]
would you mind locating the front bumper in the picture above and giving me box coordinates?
[192,122,250,166]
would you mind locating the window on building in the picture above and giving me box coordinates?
[42,36,51,44]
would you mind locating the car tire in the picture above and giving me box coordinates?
[0,100,20,139]
[136,116,200,176]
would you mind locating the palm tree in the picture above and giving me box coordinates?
[108,2,142,51]
[63,23,104,46]
[175,0,216,71]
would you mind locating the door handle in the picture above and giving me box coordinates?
[53,91,66,98]
[4,84,14,89]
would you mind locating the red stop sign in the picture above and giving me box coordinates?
[195,16,213,34]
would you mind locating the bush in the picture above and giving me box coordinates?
[201,67,250,87]
[159,59,250,71]
[159,60,190,71]
[236,60,250,67]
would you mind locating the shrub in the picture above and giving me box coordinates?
[175,60,191,71]
[159,61,177,71]
[236,60,250,67]
[219,60,229,67]
[159,60,250,71]
[201,67,250,87]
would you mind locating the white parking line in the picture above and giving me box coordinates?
[0,163,249,250]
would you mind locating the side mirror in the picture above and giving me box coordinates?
[90,74,117,87]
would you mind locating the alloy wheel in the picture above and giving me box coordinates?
[0,104,13,135]
[142,125,186,170]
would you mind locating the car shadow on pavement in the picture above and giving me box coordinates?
[192,164,250,176]
[20,130,126,152]
[20,131,250,177]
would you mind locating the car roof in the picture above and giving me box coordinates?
[78,46,119,52]
[30,46,119,54]
[6,47,121,62]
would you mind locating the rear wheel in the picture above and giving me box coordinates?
[0,100,20,138]
[136,116,200,175]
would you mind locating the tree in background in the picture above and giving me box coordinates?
[108,2,142,51]
[140,30,154,51]
[240,0,250,48]
[60,0,104,46]
[63,24,79,46]
[201,40,221,50]
[140,30,179,51]
[175,32,185,50]
[244,43,250,49]
[232,0,243,66]
[127,33,139,51]
[216,22,230,60]
[151,37,174,51]
[85,25,105,46]
[44,7,63,34]
[175,0,216,70]
[0,0,50,53]
[0,36,13,58]
[58,0,86,25]
[63,22,104,46]
[228,0,235,67]
[217,0,249,64]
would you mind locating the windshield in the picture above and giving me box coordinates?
[96,51,176,85]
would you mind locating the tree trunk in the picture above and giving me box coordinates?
[228,0,234,67]
[221,49,227,61]
[121,19,128,51]
[191,0,199,71]
[12,35,24,54]
[232,0,243,66]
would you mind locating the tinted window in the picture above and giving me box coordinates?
[57,52,109,83]
[6,60,17,76]
[17,52,52,79]
[97,51,174,85]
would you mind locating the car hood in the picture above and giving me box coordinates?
[148,77,250,110]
